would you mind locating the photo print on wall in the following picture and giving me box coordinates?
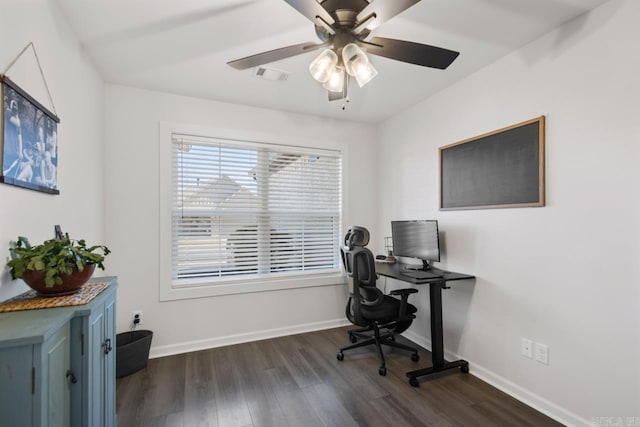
[1,76,60,194]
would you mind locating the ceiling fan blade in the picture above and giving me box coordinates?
[227,42,326,70]
[364,37,459,69]
[283,0,335,27]
[355,0,421,32]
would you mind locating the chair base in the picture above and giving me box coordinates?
[337,323,420,376]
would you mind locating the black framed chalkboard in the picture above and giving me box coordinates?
[440,116,545,210]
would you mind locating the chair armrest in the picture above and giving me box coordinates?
[389,288,418,321]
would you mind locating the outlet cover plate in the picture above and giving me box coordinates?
[534,342,549,364]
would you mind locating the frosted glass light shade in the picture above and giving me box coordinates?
[309,49,338,83]
[342,43,378,87]
[322,66,345,92]
[341,43,362,76]
[353,58,377,87]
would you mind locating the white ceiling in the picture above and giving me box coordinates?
[56,0,609,123]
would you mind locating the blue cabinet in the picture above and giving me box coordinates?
[0,278,117,427]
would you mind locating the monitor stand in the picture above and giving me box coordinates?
[404,260,432,271]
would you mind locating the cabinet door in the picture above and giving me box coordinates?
[104,296,116,427]
[69,317,84,427]
[0,345,33,426]
[75,287,117,427]
[88,305,106,427]
[41,323,71,427]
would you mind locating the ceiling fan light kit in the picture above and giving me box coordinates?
[228,0,460,102]
[311,43,377,90]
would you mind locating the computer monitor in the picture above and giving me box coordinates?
[391,220,440,270]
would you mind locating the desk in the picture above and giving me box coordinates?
[375,262,474,386]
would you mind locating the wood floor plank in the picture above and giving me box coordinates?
[142,354,186,420]
[210,345,253,427]
[116,368,150,427]
[273,334,323,390]
[263,367,324,427]
[144,412,185,427]
[184,350,219,427]
[117,326,563,427]
[301,382,360,427]
[229,341,288,427]
[472,396,562,427]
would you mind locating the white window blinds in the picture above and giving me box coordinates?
[171,134,342,285]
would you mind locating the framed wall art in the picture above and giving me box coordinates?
[1,75,60,194]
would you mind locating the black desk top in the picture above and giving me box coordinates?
[375,262,475,284]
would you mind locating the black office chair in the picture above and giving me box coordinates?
[337,226,420,376]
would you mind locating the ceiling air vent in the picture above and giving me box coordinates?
[254,67,289,82]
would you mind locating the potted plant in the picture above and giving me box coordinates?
[7,234,110,296]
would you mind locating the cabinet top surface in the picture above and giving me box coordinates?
[0,277,117,347]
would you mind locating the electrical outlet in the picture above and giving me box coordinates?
[521,338,533,358]
[534,342,549,365]
[132,310,143,326]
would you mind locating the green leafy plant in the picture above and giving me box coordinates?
[7,234,111,287]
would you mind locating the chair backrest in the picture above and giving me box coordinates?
[340,226,384,326]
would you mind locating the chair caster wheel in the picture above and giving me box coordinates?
[378,367,387,376]
[411,353,420,362]
[336,353,344,361]
[460,364,469,373]
[409,377,419,387]
[349,334,357,343]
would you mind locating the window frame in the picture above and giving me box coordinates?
[159,122,348,301]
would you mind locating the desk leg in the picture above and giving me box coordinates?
[430,282,445,368]
[406,281,469,387]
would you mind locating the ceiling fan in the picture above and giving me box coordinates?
[227,0,460,102]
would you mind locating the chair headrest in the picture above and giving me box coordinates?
[344,226,369,249]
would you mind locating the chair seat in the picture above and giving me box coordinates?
[361,295,417,323]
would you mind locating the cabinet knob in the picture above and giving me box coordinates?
[66,369,78,384]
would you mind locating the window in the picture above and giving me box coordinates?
[165,131,343,297]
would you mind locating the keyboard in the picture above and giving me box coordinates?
[400,270,444,280]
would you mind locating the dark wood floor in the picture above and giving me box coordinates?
[116,326,562,427]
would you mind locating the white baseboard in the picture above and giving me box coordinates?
[149,318,351,359]
[402,330,592,427]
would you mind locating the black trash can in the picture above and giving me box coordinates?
[116,330,153,378]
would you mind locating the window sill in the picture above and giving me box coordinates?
[160,272,346,301]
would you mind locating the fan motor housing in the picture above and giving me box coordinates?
[314,0,372,42]
[320,0,369,16]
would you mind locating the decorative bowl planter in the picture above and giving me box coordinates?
[22,264,96,296]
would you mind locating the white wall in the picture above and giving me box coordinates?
[104,84,377,356]
[378,0,639,424]
[0,0,105,301]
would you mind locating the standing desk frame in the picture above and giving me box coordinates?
[375,263,475,387]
